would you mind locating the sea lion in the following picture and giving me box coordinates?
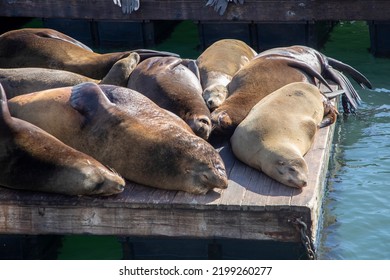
[127,56,212,140]
[8,82,228,194]
[1,52,140,98]
[230,82,328,188]
[0,28,178,79]
[211,46,372,136]
[196,39,257,110]
[0,83,125,196]
[255,45,373,113]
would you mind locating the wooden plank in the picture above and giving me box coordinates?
[0,1,390,21]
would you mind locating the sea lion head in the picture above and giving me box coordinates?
[261,145,308,188]
[203,84,228,110]
[210,109,235,135]
[186,113,212,140]
[72,163,126,196]
[178,139,228,194]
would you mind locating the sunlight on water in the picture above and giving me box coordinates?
[318,21,390,259]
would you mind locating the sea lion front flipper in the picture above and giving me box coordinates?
[181,59,201,81]
[70,82,113,121]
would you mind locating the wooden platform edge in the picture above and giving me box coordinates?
[1,0,390,21]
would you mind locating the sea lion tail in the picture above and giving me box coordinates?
[327,57,372,89]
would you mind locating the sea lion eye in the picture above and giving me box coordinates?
[277,160,285,166]
[288,167,296,173]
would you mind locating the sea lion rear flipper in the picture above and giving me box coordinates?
[327,57,372,89]
[286,59,333,91]
[325,68,362,113]
[70,82,113,120]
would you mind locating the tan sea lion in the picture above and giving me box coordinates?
[127,56,212,140]
[230,82,328,188]
[8,82,228,194]
[0,28,178,79]
[196,39,257,110]
[1,52,140,98]
[0,83,125,196]
[211,46,372,136]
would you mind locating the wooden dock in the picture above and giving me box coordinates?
[0,117,334,256]
[0,0,389,21]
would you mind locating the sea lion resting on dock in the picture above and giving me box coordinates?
[0,83,125,196]
[196,39,257,110]
[230,82,330,188]
[8,82,228,194]
[1,52,140,98]
[0,28,177,79]
[127,56,212,140]
[211,45,372,136]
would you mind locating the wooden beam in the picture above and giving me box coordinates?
[0,1,389,22]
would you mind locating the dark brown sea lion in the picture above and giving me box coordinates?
[127,56,212,140]
[231,82,332,188]
[196,39,257,110]
[211,45,372,136]
[8,82,228,194]
[0,28,178,79]
[0,83,125,196]
[1,52,140,98]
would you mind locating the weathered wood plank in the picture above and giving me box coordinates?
[0,1,389,21]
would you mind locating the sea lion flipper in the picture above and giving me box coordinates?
[70,82,113,120]
[100,52,141,86]
[286,59,333,91]
[0,83,11,128]
[181,59,201,81]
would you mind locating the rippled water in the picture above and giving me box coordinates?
[318,21,390,260]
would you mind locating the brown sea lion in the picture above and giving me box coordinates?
[0,83,125,196]
[8,82,228,194]
[211,45,372,136]
[255,45,373,113]
[127,56,212,140]
[0,28,178,79]
[230,82,328,188]
[196,39,257,110]
[1,52,140,98]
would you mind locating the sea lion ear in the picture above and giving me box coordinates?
[70,82,112,119]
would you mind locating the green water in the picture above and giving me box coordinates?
[318,21,390,260]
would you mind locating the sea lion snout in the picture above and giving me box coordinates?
[188,115,212,140]
[75,161,126,196]
[203,84,228,110]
